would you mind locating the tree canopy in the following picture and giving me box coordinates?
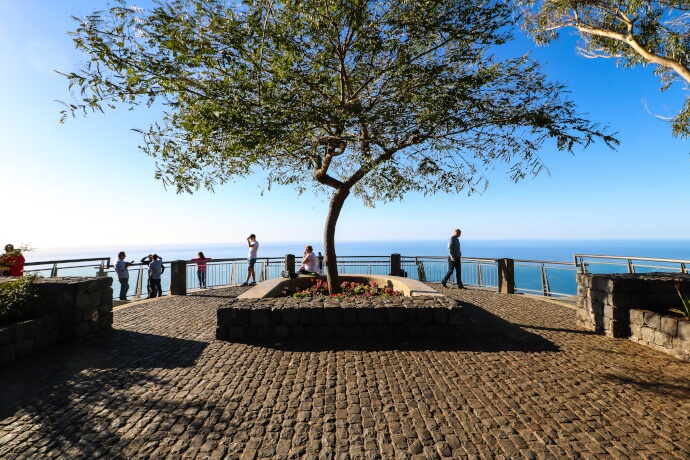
[62,0,617,291]
[518,0,690,137]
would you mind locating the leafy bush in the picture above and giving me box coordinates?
[281,279,403,298]
[0,275,38,326]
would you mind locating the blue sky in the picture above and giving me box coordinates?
[0,1,688,251]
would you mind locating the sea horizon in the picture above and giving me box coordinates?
[20,238,690,264]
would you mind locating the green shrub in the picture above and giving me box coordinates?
[670,283,690,320]
[0,275,38,326]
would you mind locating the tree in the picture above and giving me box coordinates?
[517,0,690,137]
[62,0,616,293]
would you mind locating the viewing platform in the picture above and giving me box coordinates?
[2,285,690,458]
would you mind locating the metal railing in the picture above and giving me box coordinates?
[574,254,690,275]
[23,257,111,278]
[401,256,498,289]
[185,257,286,290]
[513,259,578,297]
[22,252,690,302]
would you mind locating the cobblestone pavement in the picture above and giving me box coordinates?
[1,286,690,459]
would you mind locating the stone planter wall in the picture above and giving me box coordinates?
[576,272,690,361]
[0,277,113,366]
[629,309,690,361]
[576,272,690,338]
[217,295,462,342]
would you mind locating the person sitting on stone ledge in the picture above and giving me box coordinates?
[297,245,319,275]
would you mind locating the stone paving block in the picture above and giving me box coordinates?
[660,316,679,336]
[654,331,673,348]
[629,309,645,325]
[341,308,357,326]
[432,308,448,324]
[643,312,661,329]
[373,306,388,324]
[250,308,271,328]
[678,320,690,340]
[355,307,373,325]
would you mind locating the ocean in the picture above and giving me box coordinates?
[23,239,690,264]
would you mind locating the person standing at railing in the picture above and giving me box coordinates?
[1,244,25,277]
[241,234,259,286]
[192,252,212,289]
[140,254,155,298]
[441,229,464,289]
[148,254,164,298]
[317,252,324,274]
[115,251,134,301]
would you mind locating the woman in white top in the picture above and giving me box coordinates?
[298,245,318,274]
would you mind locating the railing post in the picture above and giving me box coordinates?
[627,259,634,273]
[260,259,268,282]
[133,267,143,300]
[390,253,401,276]
[170,260,187,296]
[541,263,551,297]
[285,254,296,275]
[497,258,515,294]
[50,262,58,277]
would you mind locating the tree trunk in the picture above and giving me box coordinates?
[323,186,350,294]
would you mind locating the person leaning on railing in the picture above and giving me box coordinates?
[191,252,212,289]
[0,244,25,277]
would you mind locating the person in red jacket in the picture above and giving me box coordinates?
[1,244,25,277]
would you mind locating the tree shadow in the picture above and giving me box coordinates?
[0,329,208,421]
[236,301,561,353]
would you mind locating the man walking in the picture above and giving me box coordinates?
[242,234,259,286]
[442,229,463,289]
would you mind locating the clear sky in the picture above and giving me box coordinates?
[1,1,688,251]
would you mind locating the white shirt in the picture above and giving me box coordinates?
[248,240,259,259]
[303,252,317,272]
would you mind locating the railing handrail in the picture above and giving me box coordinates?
[24,257,110,267]
[574,254,690,265]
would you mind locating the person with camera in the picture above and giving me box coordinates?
[241,234,259,286]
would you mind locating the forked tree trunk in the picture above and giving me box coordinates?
[323,186,350,294]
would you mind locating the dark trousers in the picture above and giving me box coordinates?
[442,257,462,286]
[197,270,206,288]
[119,277,129,300]
[150,278,162,298]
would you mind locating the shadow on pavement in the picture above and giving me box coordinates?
[0,329,208,421]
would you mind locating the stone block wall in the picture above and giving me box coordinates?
[576,272,690,338]
[217,295,462,342]
[629,309,690,361]
[0,277,113,366]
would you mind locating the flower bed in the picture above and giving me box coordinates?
[282,278,403,298]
